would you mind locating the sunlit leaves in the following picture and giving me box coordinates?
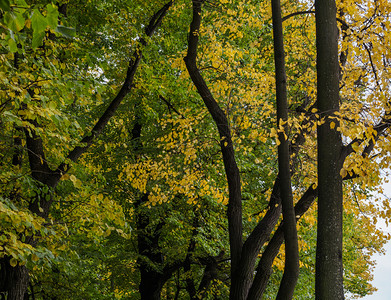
[0,0,391,298]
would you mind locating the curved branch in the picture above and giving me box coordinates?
[184,0,243,289]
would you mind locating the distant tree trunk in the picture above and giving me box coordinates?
[132,116,166,300]
[271,0,300,298]
[135,195,177,300]
[315,0,344,298]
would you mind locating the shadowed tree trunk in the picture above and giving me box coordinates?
[315,0,344,298]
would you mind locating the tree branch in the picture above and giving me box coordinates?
[52,1,173,184]
[247,184,317,300]
[184,1,243,290]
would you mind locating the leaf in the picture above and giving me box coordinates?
[55,25,76,38]
[69,174,81,188]
[340,168,347,178]
[31,9,47,49]
[8,38,18,52]
[330,121,335,129]
[3,11,25,32]
[70,175,77,186]
[31,253,39,262]
[0,0,10,11]
[9,257,18,267]
[32,9,47,33]
[46,3,59,29]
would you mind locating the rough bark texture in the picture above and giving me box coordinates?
[315,0,344,299]
[271,0,300,298]
[0,257,29,300]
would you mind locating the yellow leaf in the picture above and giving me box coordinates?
[31,254,39,262]
[69,175,81,188]
[270,128,277,137]
[9,258,18,267]
[70,175,77,185]
[330,122,335,129]
[340,168,347,178]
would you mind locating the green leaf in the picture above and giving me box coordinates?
[32,30,45,49]
[55,25,76,38]
[46,3,59,29]
[31,9,47,48]
[32,9,47,34]
[14,0,27,7]
[0,0,10,11]
[3,11,25,32]
[8,38,17,52]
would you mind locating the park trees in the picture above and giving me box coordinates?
[315,0,344,298]
[1,0,391,299]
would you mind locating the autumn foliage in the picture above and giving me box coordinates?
[1,0,391,299]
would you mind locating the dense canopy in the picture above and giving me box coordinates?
[1,0,391,299]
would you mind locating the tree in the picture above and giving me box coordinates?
[315,0,344,298]
[0,0,172,298]
[1,0,391,299]
[184,0,391,298]
[271,0,299,297]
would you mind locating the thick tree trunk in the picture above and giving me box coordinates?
[271,0,300,298]
[139,270,166,300]
[315,0,344,299]
[0,257,29,300]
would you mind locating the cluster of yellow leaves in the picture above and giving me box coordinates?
[0,198,50,267]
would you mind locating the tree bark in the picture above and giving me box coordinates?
[315,0,344,298]
[136,199,167,300]
[271,0,300,298]
[0,257,29,300]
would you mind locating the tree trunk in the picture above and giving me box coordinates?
[247,185,317,300]
[315,0,344,298]
[184,2,243,299]
[271,0,300,298]
[136,194,166,300]
[0,257,29,300]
